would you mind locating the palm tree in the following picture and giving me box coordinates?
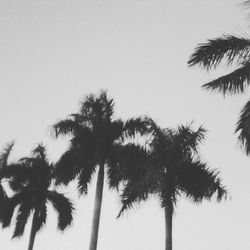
[113,122,226,250]
[52,90,151,250]
[0,141,15,220]
[188,34,250,154]
[1,144,74,250]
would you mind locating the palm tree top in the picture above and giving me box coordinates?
[116,123,227,217]
[52,91,153,194]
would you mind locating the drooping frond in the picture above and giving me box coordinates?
[54,149,79,185]
[12,202,32,238]
[77,163,96,194]
[52,119,81,138]
[35,202,47,232]
[202,62,250,95]
[2,193,23,228]
[188,35,250,70]
[0,141,15,168]
[235,100,250,154]
[48,191,74,230]
[117,180,150,218]
[177,159,227,203]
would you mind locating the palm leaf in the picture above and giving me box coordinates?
[52,119,81,138]
[235,100,250,154]
[2,192,25,228]
[177,159,227,202]
[188,35,250,70]
[54,149,79,185]
[123,116,153,138]
[117,181,150,218]
[12,201,32,238]
[35,203,47,232]
[202,62,250,95]
[48,191,74,230]
[77,162,96,194]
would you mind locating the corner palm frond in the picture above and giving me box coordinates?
[188,35,250,70]
[0,141,15,168]
[236,100,250,154]
[48,191,74,230]
[202,62,250,95]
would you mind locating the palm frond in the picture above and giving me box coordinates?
[2,193,24,228]
[177,159,227,203]
[188,35,250,70]
[48,191,74,230]
[202,62,250,95]
[52,119,81,138]
[117,181,149,218]
[0,141,15,168]
[35,203,47,232]
[123,116,153,138]
[54,149,78,185]
[176,124,206,152]
[77,163,96,194]
[235,100,250,154]
[12,202,32,238]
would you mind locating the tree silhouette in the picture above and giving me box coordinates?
[52,90,151,250]
[2,144,74,250]
[188,34,250,154]
[114,122,226,250]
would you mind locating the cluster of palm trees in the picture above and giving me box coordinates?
[0,91,227,250]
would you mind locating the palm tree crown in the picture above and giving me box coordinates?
[53,91,151,192]
[114,122,226,250]
[52,90,152,250]
[188,34,250,154]
[1,144,74,250]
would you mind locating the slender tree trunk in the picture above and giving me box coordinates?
[165,206,173,250]
[89,163,105,250]
[28,209,38,250]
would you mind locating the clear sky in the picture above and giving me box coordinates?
[0,0,250,249]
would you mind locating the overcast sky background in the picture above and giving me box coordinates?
[0,0,250,249]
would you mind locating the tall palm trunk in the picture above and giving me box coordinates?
[165,206,173,250]
[89,163,105,250]
[28,209,38,250]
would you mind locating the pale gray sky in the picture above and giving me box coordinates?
[0,0,250,249]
